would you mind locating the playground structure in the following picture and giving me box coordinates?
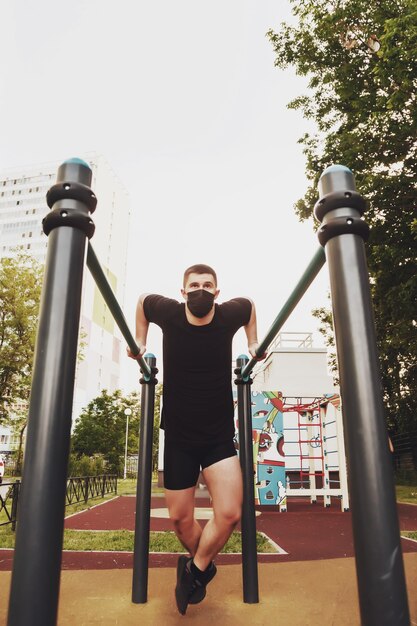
[5,159,410,626]
[233,390,349,511]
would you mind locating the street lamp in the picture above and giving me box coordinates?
[123,408,132,480]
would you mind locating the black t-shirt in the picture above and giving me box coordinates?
[143,295,252,444]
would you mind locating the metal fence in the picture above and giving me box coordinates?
[392,431,417,481]
[66,474,117,506]
[0,481,20,531]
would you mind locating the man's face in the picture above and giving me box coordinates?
[181,272,219,299]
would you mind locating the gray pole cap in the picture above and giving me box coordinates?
[318,164,356,197]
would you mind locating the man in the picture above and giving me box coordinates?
[128,264,263,615]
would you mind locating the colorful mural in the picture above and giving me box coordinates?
[234,391,285,506]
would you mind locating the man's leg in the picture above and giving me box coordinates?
[193,455,243,571]
[165,486,202,556]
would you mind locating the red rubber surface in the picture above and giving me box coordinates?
[1,496,416,570]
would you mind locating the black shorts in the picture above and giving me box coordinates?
[163,439,237,490]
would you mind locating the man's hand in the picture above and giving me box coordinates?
[126,343,146,360]
[248,342,267,361]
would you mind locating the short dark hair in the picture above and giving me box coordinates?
[183,264,217,287]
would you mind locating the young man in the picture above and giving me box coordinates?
[128,264,263,615]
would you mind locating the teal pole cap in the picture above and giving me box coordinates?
[144,352,156,359]
[63,157,91,169]
[320,164,353,178]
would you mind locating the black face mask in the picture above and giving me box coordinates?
[186,289,215,318]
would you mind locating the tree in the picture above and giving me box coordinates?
[71,386,163,476]
[152,384,163,472]
[71,389,141,474]
[0,253,43,425]
[268,0,417,432]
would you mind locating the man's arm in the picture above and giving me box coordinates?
[126,293,150,359]
[244,299,266,360]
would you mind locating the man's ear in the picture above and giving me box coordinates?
[181,288,187,300]
[214,289,220,300]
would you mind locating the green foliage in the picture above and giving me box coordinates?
[311,304,339,385]
[71,385,163,476]
[67,453,105,477]
[0,253,43,425]
[268,0,417,431]
[71,389,141,475]
[152,384,163,472]
[0,524,277,552]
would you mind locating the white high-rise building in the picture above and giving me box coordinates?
[0,153,131,421]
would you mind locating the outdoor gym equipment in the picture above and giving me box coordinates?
[6,159,410,626]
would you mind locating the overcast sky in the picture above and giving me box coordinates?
[0,1,332,391]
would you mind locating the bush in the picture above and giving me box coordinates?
[68,454,108,477]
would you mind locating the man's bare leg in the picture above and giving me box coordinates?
[165,485,202,555]
[193,455,243,571]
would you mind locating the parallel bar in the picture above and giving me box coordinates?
[241,247,325,379]
[86,242,151,379]
[317,165,409,626]
[132,355,157,603]
[236,356,259,603]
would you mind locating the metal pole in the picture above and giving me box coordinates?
[7,158,97,626]
[314,165,410,626]
[11,480,20,532]
[132,354,158,603]
[235,355,259,603]
[241,246,325,379]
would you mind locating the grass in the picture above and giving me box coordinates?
[0,524,276,554]
[395,485,417,505]
[62,529,276,553]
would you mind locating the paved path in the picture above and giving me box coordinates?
[2,496,417,624]
[2,556,417,625]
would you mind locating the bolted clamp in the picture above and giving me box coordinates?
[314,165,370,247]
[139,366,159,386]
[43,170,97,239]
[234,366,253,386]
[314,189,366,222]
[317,215,370,246]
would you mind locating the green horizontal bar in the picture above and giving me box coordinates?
[86,243,152,380]
[241,246,326,379]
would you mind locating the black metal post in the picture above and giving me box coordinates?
[7,158,96,626]
[11,480,20,532]
[315,165,410,626]
[235,355,259,604]
[132,354,158,603]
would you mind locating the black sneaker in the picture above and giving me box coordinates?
[188,561,217,605]
[175,556,203,615]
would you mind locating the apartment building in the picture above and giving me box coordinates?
[0,153,130,426]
